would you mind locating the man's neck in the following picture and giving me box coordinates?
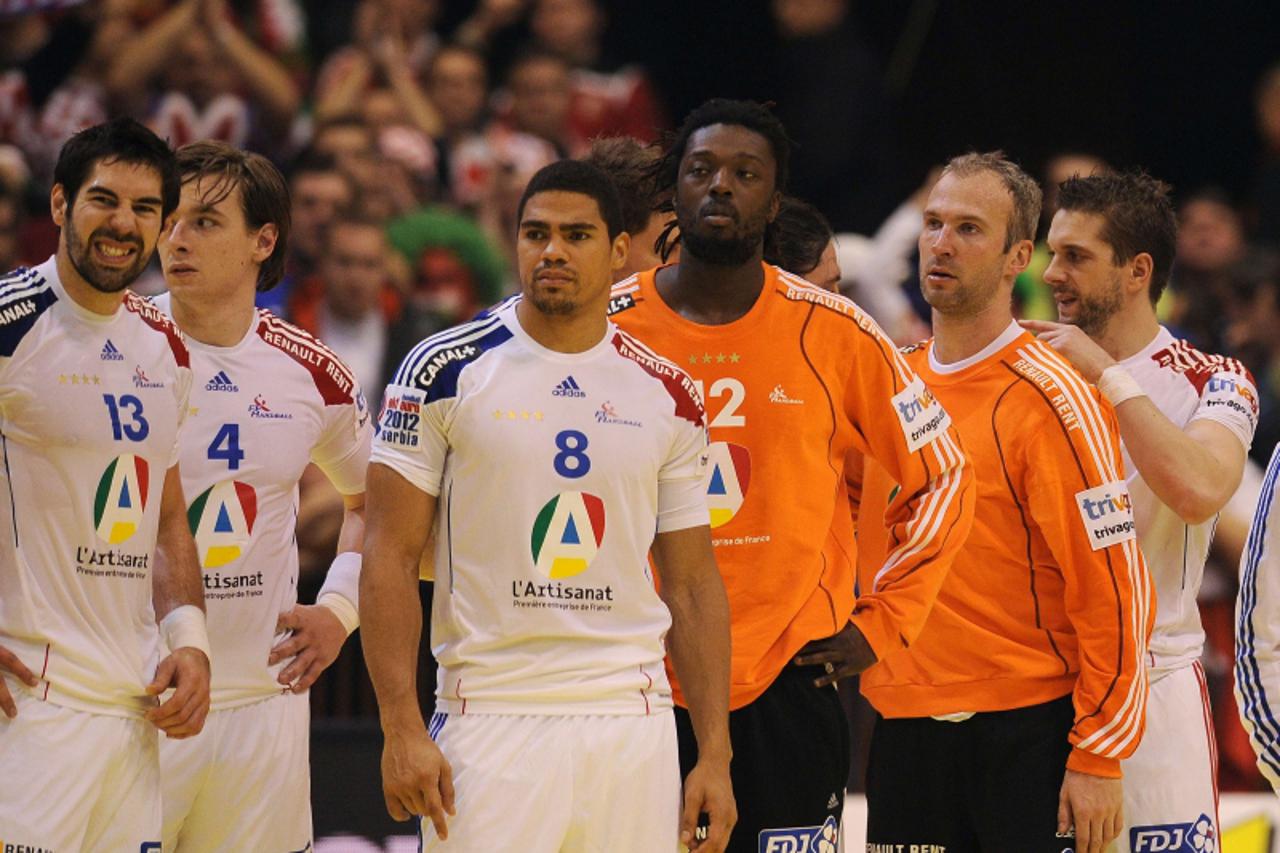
[170,283,258,347]
[931,299,1015,365]
[1097,304,1161,362]
[54,249,125,316]
[515,300,608,354]
[655,252,765,325]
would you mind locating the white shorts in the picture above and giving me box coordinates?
[421,711,680,853]
[0,681,161,851]
[161,690,312,852]
[1117,661,1219,852]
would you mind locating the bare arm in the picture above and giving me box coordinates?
[105,0,199,103]
[1021,320,1246,523]
[271,493,366,690]
[202,0,301,124]
[361,462,455,839]
[651,525,735,852]
[147,463,211,738]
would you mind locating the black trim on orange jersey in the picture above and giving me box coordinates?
[1001,361,1126,727]
[992,378,1070,677]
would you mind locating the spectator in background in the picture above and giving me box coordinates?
[1252,63,1280,247]
[1168,188,1248,352]
[582,135,672,280]
[103,0,303,155]
[256,151,356,315]
[1224,250,1280,468]
[312,0,442,131]
[311,115,421,223]
[289,215,399,404]
[769,0,895,235]
[528,0,667,142]
[0,183,21,272]
[499,48,577,156]
[764,195,840,291]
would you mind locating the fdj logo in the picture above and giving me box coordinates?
[1131,814,1216,852]
[758,816,838,853]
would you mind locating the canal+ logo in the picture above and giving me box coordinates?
[1075,480,1137,551]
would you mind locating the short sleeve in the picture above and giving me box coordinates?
[655,416,710,533]
[311,383,374,496]
[370,382,450,497]
[1189,366,1259,453]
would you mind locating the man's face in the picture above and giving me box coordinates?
[517,190,625,316]
[321,222,386,321]
[1044,209,1126,337]
[674,123,779,266]
[1176,198,1244,274]
[291,171,352,261]
[429,49,487,132]
[53,159,165,293]
[805,239,841,292]
[531,0,600,57]
[918,170,1019,317]
[510,58,572,144]
[160,177,273,302]
[615,211,672,282]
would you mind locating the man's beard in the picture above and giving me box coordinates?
[677,205,768,267]
[527,290,577,316]
[64,215,149,293]
[1068,276,1125,337]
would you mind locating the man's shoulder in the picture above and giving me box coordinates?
[0,266,58,358]
[389,306,516,401]
[252,310,361,407]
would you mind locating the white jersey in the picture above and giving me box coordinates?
[0,258,191,715]
[153,294,372,710]
[1120,326,1258,673]
[372,298,709,716]
[1236,442,1280,794]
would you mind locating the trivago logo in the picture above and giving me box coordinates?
[705,442,751,528]
[187,479,258,568]
[891,377,951,452]
[530,491,605,579]
[1205,374,1260,421]
[94,454,150,544]
[1075,481,1137,551]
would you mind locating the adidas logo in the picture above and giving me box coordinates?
[100,339,124,361]
[205,370,239,392]
[552,375,586,398]
[827,793,840,811]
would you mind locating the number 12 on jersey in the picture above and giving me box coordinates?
[208,423,244,470]
[693,378,745,428]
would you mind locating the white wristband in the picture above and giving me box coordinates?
[1097,364,1146,407]
[317,551,362,635]
[160,604,211,659]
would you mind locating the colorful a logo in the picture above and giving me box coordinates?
[187,480,258,568]
[530,491,605,579]
[93,454,150,543]
[705,441,751,528]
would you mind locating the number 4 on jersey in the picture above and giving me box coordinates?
[207,423,245,470]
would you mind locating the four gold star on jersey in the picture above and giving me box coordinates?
[492,410,545,421]
[688,352,743,365]
[58,373,102,384]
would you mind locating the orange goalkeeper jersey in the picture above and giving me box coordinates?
[857,322,1155,777]
[610,264,975,710]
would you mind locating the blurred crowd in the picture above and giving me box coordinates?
[3,0,1279,790]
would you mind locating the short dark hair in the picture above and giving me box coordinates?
[516,159,624,239]
[53,117,179,218]
[942,151,1041,250]
[176,140,292,292]
[582,136,664,235]
[1057,170,1177,304]
[764,195,832,275]
[653,99,792,196]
